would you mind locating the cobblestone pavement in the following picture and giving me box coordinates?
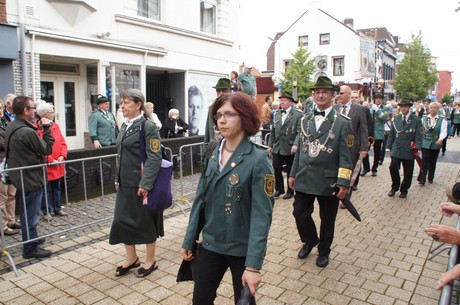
[1,137,460,304]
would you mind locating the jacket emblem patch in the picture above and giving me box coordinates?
[264,174,275,197]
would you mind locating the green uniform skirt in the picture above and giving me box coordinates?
[109,187,164,245]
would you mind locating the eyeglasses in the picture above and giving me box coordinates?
[214,112,240,120]
[339,92,349,95]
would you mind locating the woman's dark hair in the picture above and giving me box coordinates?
[231,71,238,78]
[211,92,260,136]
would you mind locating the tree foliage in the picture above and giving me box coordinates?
[393,34,438,101]
[442,93,451,105]
[280,47,316,101]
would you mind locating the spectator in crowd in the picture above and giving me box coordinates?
[268,92,302,200]
[230,71,241,93]
[237,64,257,98]
[440,103,451,156]
[261,95,272,129]
[417,102,447,185]
[181,92,274,304]
[425,183,460,290]
[34,103,68,221]
[188,86,204,135]
[160,108,189,138]
[0,99,19,236]
[302,96,314,114]
[289,76,353,268]
[386,99,422,198]
[89,95,118,148]
[3,93,16,124]
[6,95,54,259]
[269,100,280,127]
[109,88,164,278]
[144,102,162,129]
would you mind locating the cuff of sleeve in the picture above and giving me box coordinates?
[245,255,263,270]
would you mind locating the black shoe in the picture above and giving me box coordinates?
[442,152,445,156]
[399,192,407,198]
[419,181,425,186]
[8,222,21,230]
[136,261,158,278]
[371,171,377,177]
[352,185,358,191]
[23,247,52,259]
[115,257,141,277]
[379,161,383,165]
[282,193,294,200]
[316,255,329,267]
[360,170,369,177]
[274,191,284,199]
[388,189,397,197]
[428,180,433,184]
[298,241,319,259]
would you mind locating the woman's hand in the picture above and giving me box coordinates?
[138,187,149,201]
[180,248,194,261]
[439,202,460,217]
[242,269,261,296]
[437,264,460,290]
[425,224,460,245]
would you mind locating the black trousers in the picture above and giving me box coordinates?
[362,155,370,172]
[372,140,384,172]
[417,148,440,183]
[442,137,447,153]
[454,123,460,136]
[272,153,294,194]
[293,192,339,256]
[380,135,388,162]
[389,157,415,193]
[193,247,256,305]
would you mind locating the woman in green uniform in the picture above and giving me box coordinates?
[109,88,163,278]
[181,92,275,304]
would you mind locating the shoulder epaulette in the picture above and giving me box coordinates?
[340,113,351,120]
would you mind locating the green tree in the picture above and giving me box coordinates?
[280,47,315,101]
[394,33,438,101]
[442,93,451,105]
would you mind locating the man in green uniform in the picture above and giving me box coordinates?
[268,92,302,199]
[89,95,118,148]
[368,93,390,176]
[203,78,231,144]
[386,99,422,198]
[289,76,353,268]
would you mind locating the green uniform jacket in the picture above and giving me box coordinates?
[182,138,274,270]
[116,117,162,189]
[268,108,303,155]
[452,109,460,124]
[372,105,390,140]
[386,113,422,160]
[421,116,444,150]
[290,110,354,196]
[89,110,118,146]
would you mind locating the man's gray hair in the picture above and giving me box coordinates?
[168,108,179,118]
[36,102,54,117]
[120,88,145,105]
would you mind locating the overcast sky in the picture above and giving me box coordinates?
[238,0,460,93]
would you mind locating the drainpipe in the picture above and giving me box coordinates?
[31,33,36,101]
[18,0,29,96]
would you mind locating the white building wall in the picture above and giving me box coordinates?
[274,8,362,84]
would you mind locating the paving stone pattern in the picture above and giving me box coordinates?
[1,137,460,304]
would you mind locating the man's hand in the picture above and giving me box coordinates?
[242,269,261,296]
[180,248,194,261]
[437,264,460,290]
[360,151,368,158]
[291,145,298,155]
[93,140,102,148]
[334,185,349,200]
[425,224,460,245]
[439,202,460,217]
[288,177,295,190]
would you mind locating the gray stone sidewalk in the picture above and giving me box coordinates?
[1,137,460,304]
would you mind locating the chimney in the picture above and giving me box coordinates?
[343,18,354,29]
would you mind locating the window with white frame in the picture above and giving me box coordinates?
[138,0,160,20]
[298,35,308,47]
[320,33,330,45]
[200,1,216,34]
[333,56,344,76]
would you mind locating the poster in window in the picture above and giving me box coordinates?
[333,58,344,76]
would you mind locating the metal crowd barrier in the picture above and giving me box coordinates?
[176,142,204,210]
[439,215,460,305]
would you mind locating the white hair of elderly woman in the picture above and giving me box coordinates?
[168,108,179,118]
[36,102,54,117]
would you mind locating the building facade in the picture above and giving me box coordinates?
[4,0,239,149]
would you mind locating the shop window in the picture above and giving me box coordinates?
[320,33,330,45]
[138,0,160,20]
[298,35,308,47]
[200,1,216,34]
[333,57,344,76]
